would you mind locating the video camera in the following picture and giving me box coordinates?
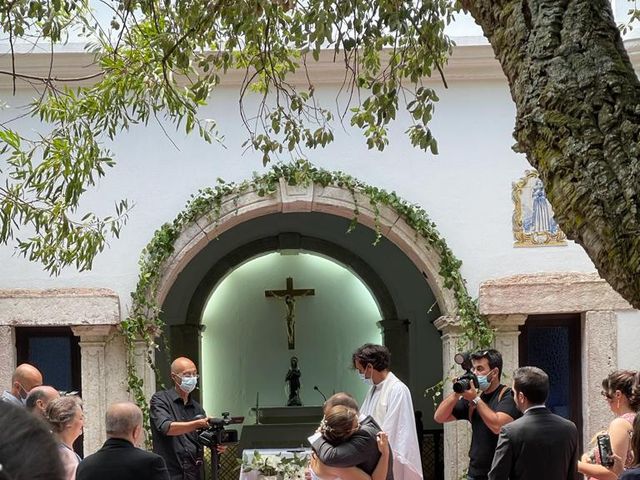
[197,412,244,448]
[452,352,479,393]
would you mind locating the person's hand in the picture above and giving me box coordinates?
[606,453,623,471]
[580,452,593,464]
[216,445,227,454]
[195,417,210,429]
[304,467,313,480]
[376,431,389,455]
[461,383,478,402]
[310,452,320,474]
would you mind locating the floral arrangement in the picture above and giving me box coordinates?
[241,450,309,480]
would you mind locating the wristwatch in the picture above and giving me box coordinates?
[471,396,481,405]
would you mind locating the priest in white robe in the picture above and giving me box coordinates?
[353,344,423,480]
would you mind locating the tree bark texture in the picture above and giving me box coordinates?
[462,0,640,309]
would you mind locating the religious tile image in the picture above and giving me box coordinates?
[512,170,567,247]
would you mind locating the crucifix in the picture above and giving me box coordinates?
[265,277,315,350]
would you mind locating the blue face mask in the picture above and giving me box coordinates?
[476,370,494,391]
[476,375,490,391]
[178,376,198,394]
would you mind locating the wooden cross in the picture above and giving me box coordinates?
[265,277,315,350]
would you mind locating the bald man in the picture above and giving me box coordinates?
[77,402,169,480]
[150,357,209,480]
[26,386,60,417]
[1,363,43,406]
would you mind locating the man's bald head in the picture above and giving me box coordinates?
[323,392,359,414]
[171,357,197,375]
[26,386,60,416]
[105,402,143,442]
[11,364,43,399]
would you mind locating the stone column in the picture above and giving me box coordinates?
[489,314,527,383]
[132,338,156,401]
[377,318,410,382]
[0,326,15,391]
[582,310,617,450]
[72,325,116,455]
[434,316,471,480]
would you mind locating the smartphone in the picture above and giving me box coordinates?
[597,434,614,467]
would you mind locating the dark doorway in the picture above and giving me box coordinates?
[16,327,83,454]
[519,314,582,448]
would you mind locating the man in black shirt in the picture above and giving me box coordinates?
[434,349,521,480]
[150,357,210,480]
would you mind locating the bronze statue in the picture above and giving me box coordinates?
[285,356,302,406]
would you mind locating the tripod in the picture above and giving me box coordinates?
[202,427,224,480]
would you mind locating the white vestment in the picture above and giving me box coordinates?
[360,372,423,480]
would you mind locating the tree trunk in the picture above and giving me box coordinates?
[462,0,640,308]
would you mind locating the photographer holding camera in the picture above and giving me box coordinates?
[433,349,520,480]
[150,357,211,480]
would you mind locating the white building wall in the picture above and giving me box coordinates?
[618,310,640,368]
[0,1,634,312]
[0,76,597,310]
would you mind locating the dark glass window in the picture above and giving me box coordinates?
[519,314,582,448]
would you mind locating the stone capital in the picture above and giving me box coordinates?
[488,314,527,331]
[433,316,462,335]
[71,324,116,338]
[376,318,410,333]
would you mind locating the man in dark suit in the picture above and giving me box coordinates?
[488,366,578,480]
[309,392,393,480]
[77,402,170,480]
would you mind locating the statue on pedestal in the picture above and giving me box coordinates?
[285,356,302,406]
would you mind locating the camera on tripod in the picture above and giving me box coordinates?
[452,352,479,393]
[197,412,244,448]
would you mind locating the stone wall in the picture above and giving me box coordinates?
[0,288,145,454]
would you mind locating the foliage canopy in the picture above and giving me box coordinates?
[0,0,454,273]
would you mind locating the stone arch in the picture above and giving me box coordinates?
[153,178,458,318]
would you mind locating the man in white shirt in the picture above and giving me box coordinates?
[352,344,422,480]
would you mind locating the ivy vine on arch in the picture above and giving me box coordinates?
[122,159,493,429]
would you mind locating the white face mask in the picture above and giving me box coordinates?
[17,383,29,404]
[358,366,374,386]
[178,376,198,394]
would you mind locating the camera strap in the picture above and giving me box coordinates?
[468,385,509,421]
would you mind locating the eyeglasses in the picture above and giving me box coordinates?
[177,373,199,379]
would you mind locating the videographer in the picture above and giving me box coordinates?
[433,349,520,480]
[150,356,210,480]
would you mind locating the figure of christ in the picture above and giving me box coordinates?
[310,404,390,480]
[265,277,315,350]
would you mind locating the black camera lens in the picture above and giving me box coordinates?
[453,377,471,393]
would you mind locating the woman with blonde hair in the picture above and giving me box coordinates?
[578,370,640,480]
[46,395,84,480]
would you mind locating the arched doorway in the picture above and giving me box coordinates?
[158,206,447,423]
[131,169,470,478]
